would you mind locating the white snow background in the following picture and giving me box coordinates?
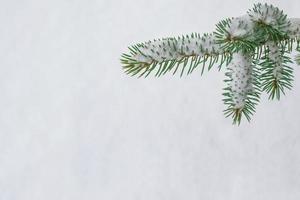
[0,0,300,199]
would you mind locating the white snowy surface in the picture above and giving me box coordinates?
[1,0,300,200]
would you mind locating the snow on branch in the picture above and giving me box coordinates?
[121,3,300,124]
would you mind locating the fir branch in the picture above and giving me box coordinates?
[214,16,258,53]
[121,33,232,77]
[223,52,260,125]
[259,41,294,100]
[248,3,290,42]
